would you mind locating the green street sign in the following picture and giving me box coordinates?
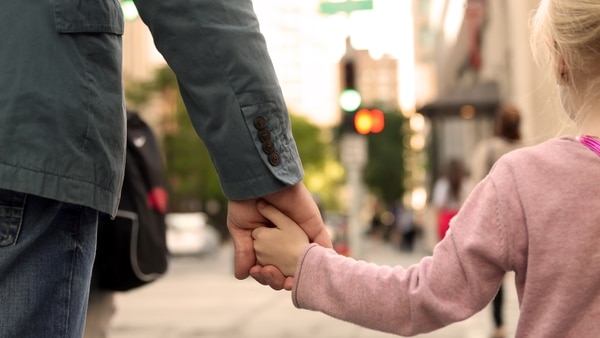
[319,0,373,15]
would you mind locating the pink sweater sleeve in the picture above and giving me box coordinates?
[292,138,600,336]
[291,171,516,336]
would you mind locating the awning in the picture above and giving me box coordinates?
[419,82,500,118]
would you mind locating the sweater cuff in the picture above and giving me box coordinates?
[291,243,320,308]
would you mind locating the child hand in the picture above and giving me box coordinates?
[252,200,310,277]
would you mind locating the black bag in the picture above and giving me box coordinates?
[94,111,170,291]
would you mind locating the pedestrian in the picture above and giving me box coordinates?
[472,104,524,338]
[430,158,472,241]
[0,1,330,337]
[251,1,600,335]
[472,104,524,183]
[394,204,417,252]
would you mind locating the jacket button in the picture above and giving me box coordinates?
[253,116,267,130]
[262,140,275,154]
[268,152,280,166]
[258,129,271,142]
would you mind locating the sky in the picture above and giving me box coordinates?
[253,0,406,60]
[251,0,412,125]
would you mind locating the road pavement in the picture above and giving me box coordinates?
[108,238,519,338]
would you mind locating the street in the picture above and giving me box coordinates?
[108,238,519,338]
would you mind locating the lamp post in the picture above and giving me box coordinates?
[320,0,373,259]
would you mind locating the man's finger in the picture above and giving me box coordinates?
[250,265,286,290]
[226,221,255,280]
[283,276,294,291]
[312,229,333,248]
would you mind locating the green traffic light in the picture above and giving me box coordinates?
[339,89,361,112]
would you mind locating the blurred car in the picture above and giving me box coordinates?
[166,212,221,256]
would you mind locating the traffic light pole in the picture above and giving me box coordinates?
[320,1,374,259]
[340,133,367,259]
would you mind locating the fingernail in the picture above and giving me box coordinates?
[257,199,266,208]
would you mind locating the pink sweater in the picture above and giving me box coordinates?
[292,137,600,337]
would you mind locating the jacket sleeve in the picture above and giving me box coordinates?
[133,0,303,200]
[292,171,514,336]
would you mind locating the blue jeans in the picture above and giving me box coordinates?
[0,189,98,337]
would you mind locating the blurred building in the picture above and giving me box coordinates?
[412,0,568,188]
[336,36,400,111]
[121,18,169,135]
[252,0,342,127]
[352,46,400,111]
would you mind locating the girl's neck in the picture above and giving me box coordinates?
[574,94,600,136]
[577,112,600,137]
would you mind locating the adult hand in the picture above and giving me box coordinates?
[227,182,332,290]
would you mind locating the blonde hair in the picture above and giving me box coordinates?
[530,0,600,123]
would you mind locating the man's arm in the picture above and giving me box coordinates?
[133,0,332,289]
[135,0,299,197]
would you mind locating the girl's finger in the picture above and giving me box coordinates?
[256,200,296,231]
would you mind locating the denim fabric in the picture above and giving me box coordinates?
[0,189,98,337]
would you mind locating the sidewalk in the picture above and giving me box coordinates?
[108,238,519,338]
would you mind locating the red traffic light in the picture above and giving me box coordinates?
[354,109,384,134]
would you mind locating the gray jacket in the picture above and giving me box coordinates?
[0,0,303,215]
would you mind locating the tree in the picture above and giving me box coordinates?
[126,66,223,212]
[362,110,408,207]
[291,115,344,212]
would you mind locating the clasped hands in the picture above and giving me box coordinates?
[227,182,332,290]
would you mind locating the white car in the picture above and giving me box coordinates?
[165,212,220,256]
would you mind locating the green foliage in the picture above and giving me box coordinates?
[363,111,408,207]
[290,115,326,169]
[126,66,226,216]
[163,104,224,212]
[125,67,177,107]
[290,115,344,211]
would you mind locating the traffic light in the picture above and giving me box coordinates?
[353,108,385,134]
[340,108,385,135]
[337,56,383,135]
[339,59,361,113]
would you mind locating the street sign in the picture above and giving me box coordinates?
[319,0,373,15]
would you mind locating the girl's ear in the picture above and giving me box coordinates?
[557,56,569,85]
